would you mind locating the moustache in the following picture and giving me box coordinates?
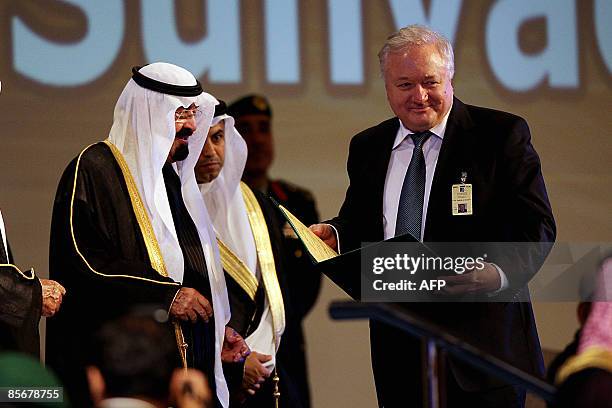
[176,127,194,139]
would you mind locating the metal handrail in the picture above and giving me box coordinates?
[329,301,556,405]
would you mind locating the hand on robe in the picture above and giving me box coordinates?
[170,288,213,323]
[222,326,250,363]
[40,279,66,317]
[242,351,272,396]
[169,368,213,408]
[438,262,502,295]
[309,223,338,251]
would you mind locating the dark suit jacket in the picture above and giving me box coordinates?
[329,98,556,403]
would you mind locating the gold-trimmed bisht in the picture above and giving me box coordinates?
[69,140,187,368]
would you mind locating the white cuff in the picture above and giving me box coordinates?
[487,263,509,296]
[326,224,341,254]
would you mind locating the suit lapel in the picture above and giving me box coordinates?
[424,98,476,240]
[369,119,399,239]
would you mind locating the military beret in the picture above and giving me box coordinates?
[227,94,272,118]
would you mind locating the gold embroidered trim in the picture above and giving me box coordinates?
[0,264,36,280]
[556,346,612,384]
[240,182,285,346]
[103,140,168,278]
[69,143,177,285]
[103,141,188,368]
[217,239,258,301]
[71,142,186,367]
[277,205,338,262]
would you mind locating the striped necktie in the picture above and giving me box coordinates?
[395,131,432,240]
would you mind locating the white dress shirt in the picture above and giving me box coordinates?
[382,111,450,241]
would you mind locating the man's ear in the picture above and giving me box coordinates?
[86,366,106,406]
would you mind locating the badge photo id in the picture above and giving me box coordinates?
[452,183,473,215]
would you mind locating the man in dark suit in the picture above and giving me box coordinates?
[311,24,556,407]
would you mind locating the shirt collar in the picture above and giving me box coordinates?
[392,101,453,149]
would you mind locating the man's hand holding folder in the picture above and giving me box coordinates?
[309,224,338,252]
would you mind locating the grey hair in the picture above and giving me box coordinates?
[378,24,455,79]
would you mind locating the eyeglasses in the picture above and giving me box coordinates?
[175,108,203,123]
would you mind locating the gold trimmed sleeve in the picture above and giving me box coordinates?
[556,346,612,384]
[0,264,36,280]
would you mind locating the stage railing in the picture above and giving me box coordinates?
[329,301,556,408]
